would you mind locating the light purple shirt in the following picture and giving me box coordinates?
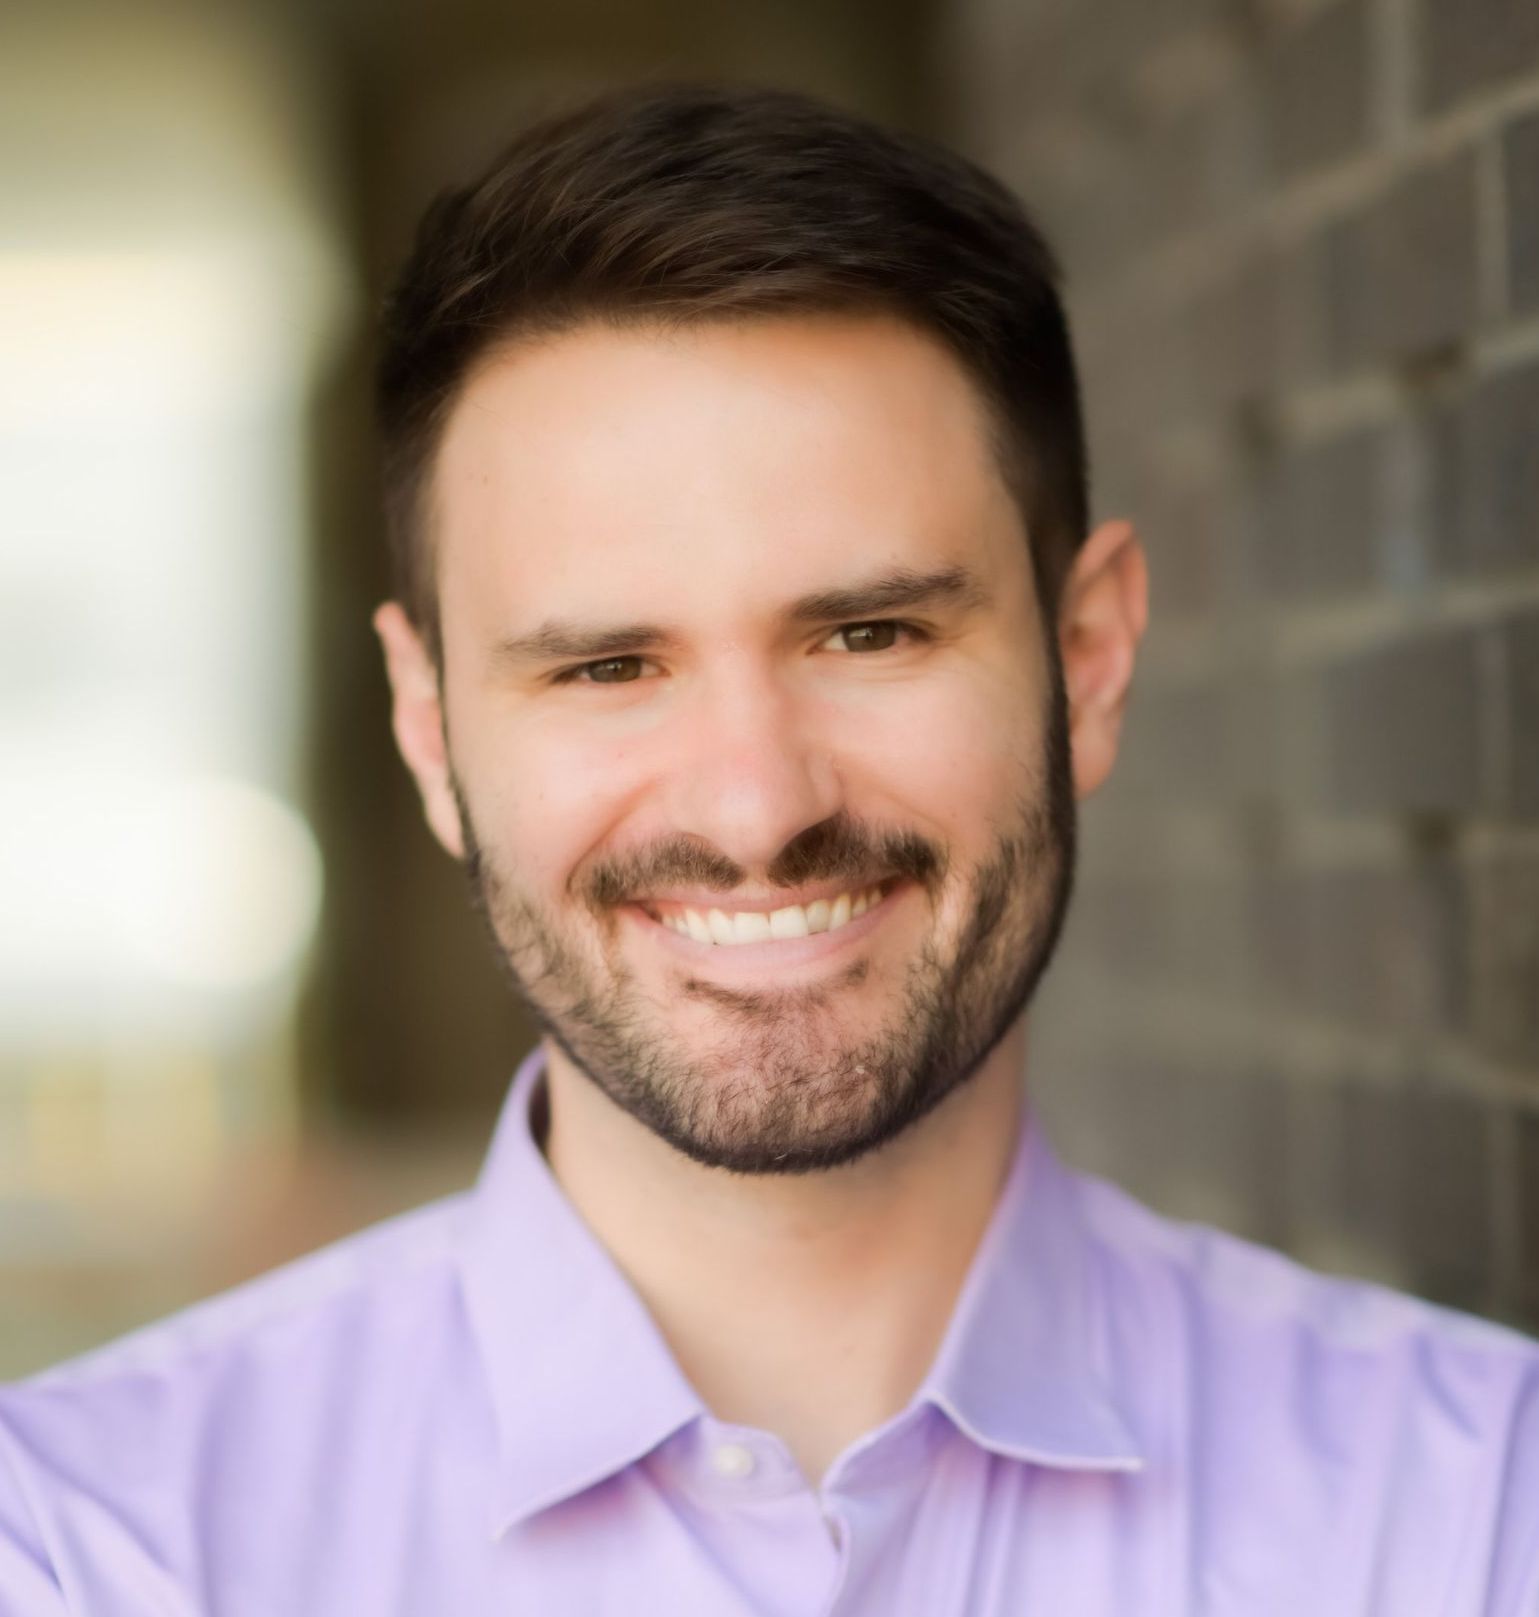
[2,1046,1536,1615]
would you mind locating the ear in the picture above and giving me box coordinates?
[373,602,466,859]
[1056,519,1149,801]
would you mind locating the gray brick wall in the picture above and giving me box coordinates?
[946,0,1539,1330]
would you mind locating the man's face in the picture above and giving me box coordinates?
[419,314,1076,1173]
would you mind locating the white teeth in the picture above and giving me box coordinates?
[659,884,885,946]
[769,905,810,939]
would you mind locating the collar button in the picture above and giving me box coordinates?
[709,1441,757,1480]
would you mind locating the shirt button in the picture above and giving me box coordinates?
[709,1442,758,1480]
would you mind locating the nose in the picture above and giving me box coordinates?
[663,661,843,876]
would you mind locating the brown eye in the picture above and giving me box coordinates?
[840,622,899,652]
[583,657,644,683]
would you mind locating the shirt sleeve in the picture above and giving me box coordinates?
[0,1419,68,1617]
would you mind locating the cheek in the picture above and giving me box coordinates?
[462,717,643,897]
[838,673,1040,840]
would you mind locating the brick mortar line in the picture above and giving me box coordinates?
[1480,616,1515,808]
[1267,375,1409,443]
[1478,124,1511,321]
[1133,568,1539,679]
[1088,307,1539,464]
[1464,822,1539,856]
[1065,76,1539,322]
[1261,312,1539,440]
[1488,1098,1524,1319]
[1079,807,1539,864]
[1115,417,1222,465]
[1051,971,1539,1106]
[1373,0,1417,150]
[1471,316,1539,370]
[1256,574,1539,659]
[1078,818,1408,869]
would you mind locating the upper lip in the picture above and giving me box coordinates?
[631,877,896,916]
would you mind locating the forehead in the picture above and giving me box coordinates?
[429,313,1029,639]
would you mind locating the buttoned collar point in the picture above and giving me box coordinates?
[458,1048,1145,1540]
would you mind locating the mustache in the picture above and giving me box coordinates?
[584,812,946,908]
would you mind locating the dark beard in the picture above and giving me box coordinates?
[454,652,1077,1175]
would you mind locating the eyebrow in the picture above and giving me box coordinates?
[490,563,992,668]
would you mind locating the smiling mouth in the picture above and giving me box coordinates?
[635,877,899,947]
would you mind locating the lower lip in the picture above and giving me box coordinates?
[622,882,910,980]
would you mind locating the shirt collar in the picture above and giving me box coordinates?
[917,1111,1144,1472]
[459,1047,1143,1535]
[458,1047,704,1538]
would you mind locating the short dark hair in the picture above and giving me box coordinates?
[377,82,1089,664]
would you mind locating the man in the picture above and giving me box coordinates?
[1,84,1534,1616]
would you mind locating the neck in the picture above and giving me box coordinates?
[541,1028,1027,1486]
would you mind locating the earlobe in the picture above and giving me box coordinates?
[373,602,466,859]
[1057,520,1149,801]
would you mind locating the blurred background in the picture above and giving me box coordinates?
[2,0,1535,1375]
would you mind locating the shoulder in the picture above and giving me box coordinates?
[18,1188,469,1394]
[1071,1165,1539,1610]
[0,1193,477,1610]
[1074,1162,1539,1384]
